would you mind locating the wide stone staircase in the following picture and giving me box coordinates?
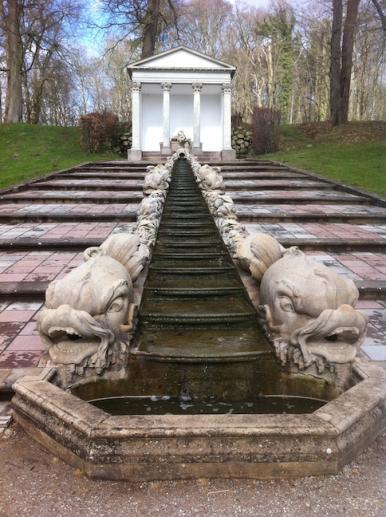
[0,157,385,371]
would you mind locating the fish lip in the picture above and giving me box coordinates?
[49,341,101,365]
[42,324,101,354]
[48,326,84,341]
[41,327,102,365]
[324,326,360,344]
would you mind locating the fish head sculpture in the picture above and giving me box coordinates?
[260,248,367,369]
[38,256,133,371]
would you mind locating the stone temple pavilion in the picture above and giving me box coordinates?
[126,45,236,161]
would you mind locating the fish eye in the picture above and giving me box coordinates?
[108,297,124,313]
[279,297,295,313]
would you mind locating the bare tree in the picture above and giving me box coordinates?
[340,0,361,123]
[141,0,161,57]
[2,0,23,122]
[330,0,361,125]
[371,0,386,34]
[98,0,179,58]
[330,0,343,124]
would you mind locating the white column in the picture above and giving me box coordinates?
[128,81,142,161]
[222,83,232,150]
[161,82,172,153]
[192,83,202,151]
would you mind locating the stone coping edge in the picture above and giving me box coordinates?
[10,359,386,480]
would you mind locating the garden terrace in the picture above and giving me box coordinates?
[0,158,385,372]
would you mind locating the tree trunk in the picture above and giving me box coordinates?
[4,0,23,123]
[339,0,360,124]
[141,0,161,59]
[30,47,55,124]
[330,0,343,125]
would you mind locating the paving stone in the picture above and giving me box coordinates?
[361,345,386,361]
[244,222,386,242]
[224,179,325,188]
[236,203,386,217]
[0,368,11,387]
[229,189,363,200]
[0,222,135,242]
[0,350,42,368]
[36,178,144,186]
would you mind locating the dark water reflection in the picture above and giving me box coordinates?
[90,394,326,415]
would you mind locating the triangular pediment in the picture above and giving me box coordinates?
[127,46,235,72]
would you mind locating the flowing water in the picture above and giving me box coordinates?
[133,158,270,361]
[77,160,335,415]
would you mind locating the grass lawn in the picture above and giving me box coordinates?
[263,123,386,198]
[0,123,120,189]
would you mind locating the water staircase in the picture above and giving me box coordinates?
[133,158,271,361]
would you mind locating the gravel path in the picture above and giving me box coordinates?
[1,425,386,517]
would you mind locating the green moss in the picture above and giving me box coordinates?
[0,123,120,189]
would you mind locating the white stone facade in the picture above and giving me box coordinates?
[126,46,236,160]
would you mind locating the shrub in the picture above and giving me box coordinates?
[80,111,120,153]
[251,107,281,154]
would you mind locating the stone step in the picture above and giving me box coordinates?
[159,221,215,228]
[31,183,143,191]
[161,212,209,220]
[230,196,370,205]
[153,252,226,259]
[149,265,235,273]
[140,311,257,325]
[144,286,245,297]
[0,195,139,204]
[155,240,222,248]
[146,270,243,289]
[153,257,232,268]
[133,325,271,361]
[237,213,386,224]
[56,173,146,180]
[158,227,216,235]
[0,213,136,223]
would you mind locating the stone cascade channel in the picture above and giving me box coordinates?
[133,159,271,361]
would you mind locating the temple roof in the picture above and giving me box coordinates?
[127,46,235,77]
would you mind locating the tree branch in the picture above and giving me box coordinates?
[370,0,386,35]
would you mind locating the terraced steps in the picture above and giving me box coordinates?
[0,156,385,373]
[133,158,270,362]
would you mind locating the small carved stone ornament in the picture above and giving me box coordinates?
[144,164,171,194]
[196,165,225,191]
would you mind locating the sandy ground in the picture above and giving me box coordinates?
[0,425,386,517]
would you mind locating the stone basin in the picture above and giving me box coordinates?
[12,359,386,481]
